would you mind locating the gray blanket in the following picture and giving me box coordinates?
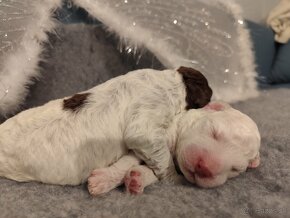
[0,24,289,218]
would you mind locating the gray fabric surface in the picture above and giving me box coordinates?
[271,41,290,84]
[246,21,276,84]
[0,24,290,218]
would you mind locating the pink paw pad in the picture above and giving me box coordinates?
[125,170,143,194]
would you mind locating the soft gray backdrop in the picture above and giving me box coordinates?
[0,24,289,218]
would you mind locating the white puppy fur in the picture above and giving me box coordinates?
[88,102,261,195]
[0,67,260,195]
[0,67,212,187]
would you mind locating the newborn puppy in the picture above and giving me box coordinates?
[0,67,212,189]
[88,102,261,195]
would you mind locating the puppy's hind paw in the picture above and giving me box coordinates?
[124,169,144,195]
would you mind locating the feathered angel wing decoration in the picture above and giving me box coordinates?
[0,0,61,116]
[0,0,258,116]
[73,0,258,102]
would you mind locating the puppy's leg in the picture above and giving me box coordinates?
[124,165,158,194]
[124,106,178,180]
[88,153,140,196]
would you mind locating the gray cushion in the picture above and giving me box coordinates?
[270,41,290,83]
[54,0,95,24]
[246,21,276,84]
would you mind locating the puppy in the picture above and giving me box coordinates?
[87,102,261,195]
[0,67,212,189]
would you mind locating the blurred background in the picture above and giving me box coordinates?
[237,0,279,24]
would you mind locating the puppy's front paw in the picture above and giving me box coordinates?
[87,168,119,196]
[124,168,144,195]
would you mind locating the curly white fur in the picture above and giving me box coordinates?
[0,68,187,185]
[0,68,260,195]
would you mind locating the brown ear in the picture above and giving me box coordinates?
[177,66,212,110]
[248,153,260,168]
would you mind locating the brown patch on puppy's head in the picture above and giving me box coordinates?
[178,66,212,110]
[63,93,91,112]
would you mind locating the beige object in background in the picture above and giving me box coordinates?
[267,0,290,43]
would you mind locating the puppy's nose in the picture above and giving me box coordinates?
[194,159,213,178]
